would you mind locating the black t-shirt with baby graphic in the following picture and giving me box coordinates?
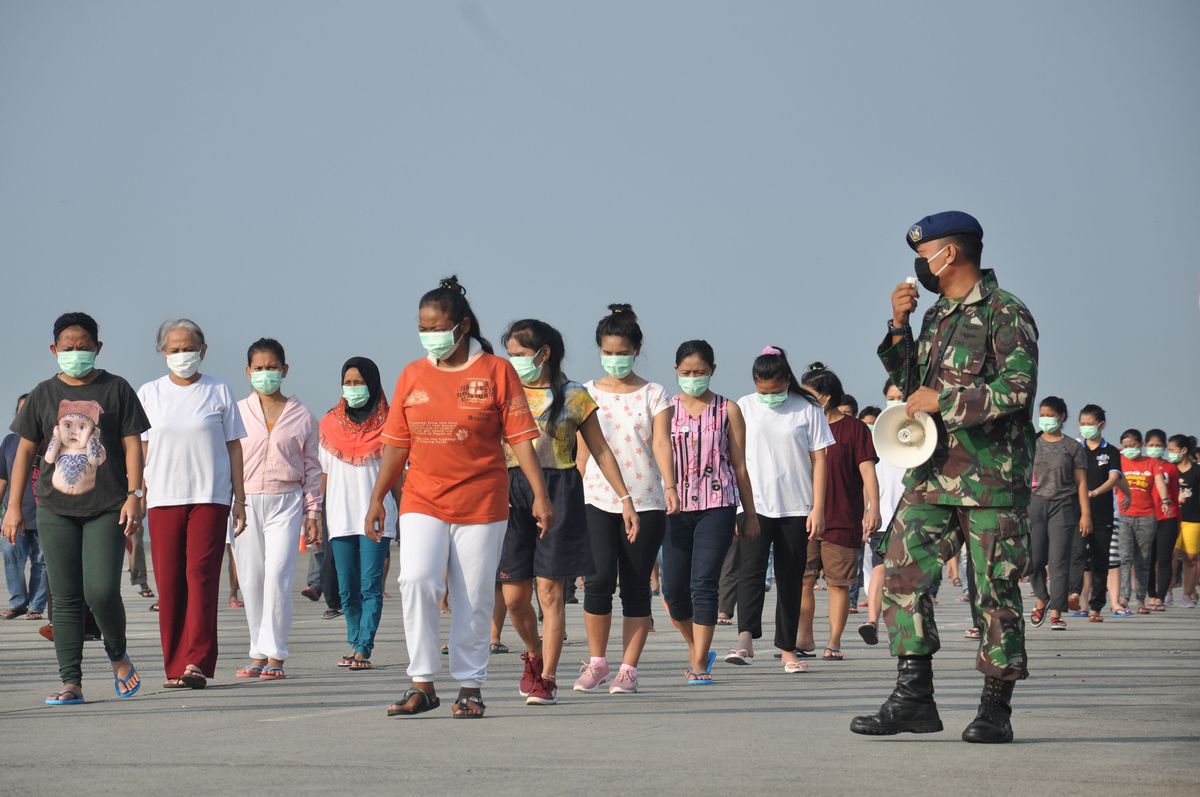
[11,371,151,518]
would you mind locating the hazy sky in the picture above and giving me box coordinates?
[2,1,1197,437]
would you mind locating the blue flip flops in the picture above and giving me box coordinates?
[45,688,86,706]
[114,658,141,699]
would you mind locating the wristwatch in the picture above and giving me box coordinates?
[128,488,144,499]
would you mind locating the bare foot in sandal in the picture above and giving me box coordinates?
[387,682,439,716]
[452,688,486,718]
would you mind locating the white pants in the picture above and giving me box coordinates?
[398,513,506,688]
[232,490,303,661]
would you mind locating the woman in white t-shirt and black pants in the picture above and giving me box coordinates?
[725,347,831,673]
[574,305,679,696]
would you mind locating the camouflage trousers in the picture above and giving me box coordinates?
[881,492,1030,681]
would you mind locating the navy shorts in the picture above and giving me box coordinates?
[498,467,594,582]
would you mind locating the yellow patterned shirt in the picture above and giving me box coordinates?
[504,381,597,470]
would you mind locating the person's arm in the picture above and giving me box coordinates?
[1116,474,1132,512]
[807,447,827,540]
[0,438,37,543]
[366,444,409,542]
[1089,471,1121,499]
[510,440,557,537]
[860,459,881,540]
[938,302,1039,432]
[651,407,679,515]
[575,430,592,477]
[727,402,759,541]
[301,420,324,546]
[119,434,145,535]
[578,412,640,540]
[1076,467,1093,536]
[879,283,922,397]
[227,439,246,534]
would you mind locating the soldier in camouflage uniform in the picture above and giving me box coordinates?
[850,211,1038,744]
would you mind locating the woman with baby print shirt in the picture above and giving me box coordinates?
[2,312,150,706]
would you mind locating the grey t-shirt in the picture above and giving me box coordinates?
[1033,435,1086,502]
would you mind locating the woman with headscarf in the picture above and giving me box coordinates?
[319,357,400,670]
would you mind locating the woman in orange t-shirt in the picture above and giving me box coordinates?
[366,276,554,719]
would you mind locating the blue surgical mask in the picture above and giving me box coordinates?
[601,354,635,379]
[342,385,371,408]
[419,323,461,361]
[57,350,96,378]
[756,392,788,409]
[678,376,711,397]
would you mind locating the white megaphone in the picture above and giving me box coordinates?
[873,404,938,469]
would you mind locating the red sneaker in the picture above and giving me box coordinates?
[519,651,543,697]
[525,675,558,706]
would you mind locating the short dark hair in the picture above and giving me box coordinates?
[948,234,983,266]
[1079,403,1106,423]
[859,406,882,421]
[1040,395,1068,419]
[883,377,898,397]
[247,337,286,367]
[1120,428,1143,445]
[1146,428,1167,446]
[675,340,715,369]
[839,393,859,416]
[53,312,99,343]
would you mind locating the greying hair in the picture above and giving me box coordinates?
[156,318,206,353]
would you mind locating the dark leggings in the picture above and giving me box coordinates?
[735,515,808,650]
[662,507,737,626]
[1069,517,1113,612]
[1149,518,1181,600]
[583,506,666,617]
[37,507,127,685]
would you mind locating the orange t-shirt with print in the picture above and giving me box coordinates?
[382,353,539,525]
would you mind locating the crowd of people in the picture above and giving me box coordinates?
[1,213,1195,738]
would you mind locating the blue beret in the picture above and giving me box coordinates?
[906,211,983,251]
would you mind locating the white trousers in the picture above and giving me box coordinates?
[232,490,303,661]
[398,513,506,688]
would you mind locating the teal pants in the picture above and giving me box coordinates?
[37,507,128,684]
[331,534,389,658]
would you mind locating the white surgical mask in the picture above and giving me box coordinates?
[166,351,202,379]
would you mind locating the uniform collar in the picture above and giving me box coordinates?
[936,269,998,316]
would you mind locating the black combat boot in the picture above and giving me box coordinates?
[961,677,1015,743]
[850,655,943,735]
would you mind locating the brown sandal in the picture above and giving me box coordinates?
[386,687,440,717]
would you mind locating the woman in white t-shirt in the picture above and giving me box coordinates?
[574,304,679,696]
[319,357,400,671]
[137,319,247,689]
[725,346,831,673]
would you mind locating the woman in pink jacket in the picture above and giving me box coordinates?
[231,338,323,681]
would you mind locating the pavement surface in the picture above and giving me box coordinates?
[1,553,1197,796]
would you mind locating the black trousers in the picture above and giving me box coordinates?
[1068,517,1113,612]
[583,506,666,617]
[1149,518,1181,600]
[717,535,741,617]
[735,515,808,650]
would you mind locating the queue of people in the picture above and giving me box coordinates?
[1,219,1195,738]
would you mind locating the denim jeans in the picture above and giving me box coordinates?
[331,534,389,658]
[1119,515,1157,605]
[662,507,737,626]
[3,528,48,612]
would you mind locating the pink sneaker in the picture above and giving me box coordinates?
[572,660,611,692]
[526,675,558,706]
[609,668,638,694]
[519,652,543,697]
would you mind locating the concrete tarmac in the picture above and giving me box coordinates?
[1,555,1197,796]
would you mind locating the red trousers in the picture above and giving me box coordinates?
[148,504,229,678]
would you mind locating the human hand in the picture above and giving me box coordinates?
[891,282,919,329]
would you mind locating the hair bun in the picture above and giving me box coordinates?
[807,361,827,372]
[607,303,636,321]
[438,275,466,295]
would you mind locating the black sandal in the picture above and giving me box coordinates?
[386,687,440,717]
[350,658,373,671]
[452,694,486,719]
[181,669,207,689]
[858,621,879,646]
[139,587,155,598]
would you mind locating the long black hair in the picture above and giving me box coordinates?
[752,346,815,402]
[1169,433,1196,462]
[420,275,493,354]
[595,303,643,351]
[503,319,567,435]
[675,340,715,368]
[1040,395,1068,419]
[801,362,845,411]
[340,356,383,424]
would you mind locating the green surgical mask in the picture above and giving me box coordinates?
[1145,446,1164,459]
[342,385,370,408]
[1038,417,1061,434]
[1164,451,1182,464]
[419,323,461,361]
[885,399,906,410]
[756,392,788,409]
[510,355,543,385]
[250,370,283,395]
[1079,424,1100,441]
[57,350,96,378]
[601,354,635,379]
[866,423,876,432]
[678,376,711,397]
[1122,447,1142,459]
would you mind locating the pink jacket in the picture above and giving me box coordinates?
[238,395,323,513]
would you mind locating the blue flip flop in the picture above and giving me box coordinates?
[45,689,85,706]
[705,650,717,674]
[113,658,141,699]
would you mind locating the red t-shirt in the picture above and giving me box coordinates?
[1153,459,1180,520]
[1120,455,1156,517]
[820,415,878,548]
[382,352,539,525]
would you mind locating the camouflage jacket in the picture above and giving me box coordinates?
[878,269,1038,508]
